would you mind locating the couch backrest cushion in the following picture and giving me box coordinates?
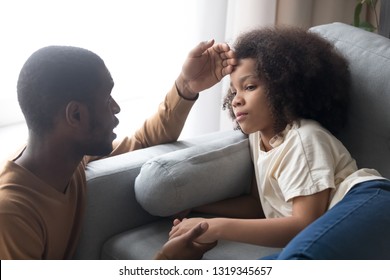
[310,23,390,179]
[135,132,252,216]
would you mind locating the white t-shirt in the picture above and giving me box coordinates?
[249,119,383,218]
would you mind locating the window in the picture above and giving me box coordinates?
[1,0,228,160]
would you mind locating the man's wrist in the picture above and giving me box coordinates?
[175,75,199,101]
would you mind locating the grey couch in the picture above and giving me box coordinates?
[73,22,390,260]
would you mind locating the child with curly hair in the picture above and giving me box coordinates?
[169,27,390,259]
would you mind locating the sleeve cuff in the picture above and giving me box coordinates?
[175,82,199,101]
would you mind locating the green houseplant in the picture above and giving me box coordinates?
[354,0,380,31]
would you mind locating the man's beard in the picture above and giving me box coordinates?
[85,118,114,156]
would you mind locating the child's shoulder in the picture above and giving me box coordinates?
[292,119,335,141]
[289,119,346,153]
[294,119,329,133]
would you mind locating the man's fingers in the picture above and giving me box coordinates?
[186,222,209,241]
[220,50,237,61]
[212,42,231,54]
[221,57,238,68]
[221,65,235,76]
[189,40,215,57]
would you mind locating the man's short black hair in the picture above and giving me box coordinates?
[17,45,110,134]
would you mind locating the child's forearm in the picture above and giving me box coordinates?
[193,194,264,219]
[207,216,306,248]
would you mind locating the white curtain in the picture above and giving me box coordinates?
[0,0,201,157]
[179,0,229,139]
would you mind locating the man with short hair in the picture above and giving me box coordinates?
[0,40,236,259]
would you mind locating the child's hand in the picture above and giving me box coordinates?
[156,222,217,260]
[169,218,217,244]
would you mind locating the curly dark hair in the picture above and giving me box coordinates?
[223,27,350,135]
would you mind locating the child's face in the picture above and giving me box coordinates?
[229,58,275,138]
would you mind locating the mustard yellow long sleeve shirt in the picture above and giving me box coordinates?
[0,85,195,259]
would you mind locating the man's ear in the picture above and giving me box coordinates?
[65,101,89,128]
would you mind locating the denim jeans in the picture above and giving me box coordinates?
[262,179,390,259]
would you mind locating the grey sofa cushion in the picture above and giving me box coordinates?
[135,133,252,216]
[310,23,390,179]
[102,219,281,260]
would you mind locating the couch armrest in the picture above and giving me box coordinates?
[135,136,252,216]
[73,142,192,259]
[74,130,246,259]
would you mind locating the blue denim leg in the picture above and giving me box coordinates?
[259,252,281,259]
[273,180,390,259]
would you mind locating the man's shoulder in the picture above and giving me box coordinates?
[0,173,35,221]
[0,160,23,185]
[0,161,32,206]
